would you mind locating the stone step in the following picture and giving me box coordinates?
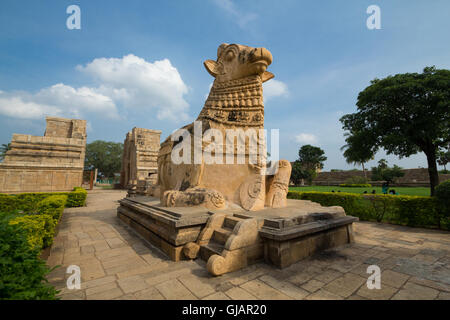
[199,240,223,262]
[223,216,241,230]
[212,227,233,245]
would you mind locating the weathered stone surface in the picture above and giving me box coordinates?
[119,127,161,191]
[0,116,86,192]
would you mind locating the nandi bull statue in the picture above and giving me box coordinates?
[155,43,291,211]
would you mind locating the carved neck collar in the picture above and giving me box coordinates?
[205,75,263,109]
[198,75,264,127]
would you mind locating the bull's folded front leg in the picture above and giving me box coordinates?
[162,187,226,210]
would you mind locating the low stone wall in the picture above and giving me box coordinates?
[0,168,82,193]
[313,168,450,187]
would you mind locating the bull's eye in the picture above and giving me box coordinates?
[225,50,235,61]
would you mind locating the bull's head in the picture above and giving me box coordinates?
[204,43,274,83]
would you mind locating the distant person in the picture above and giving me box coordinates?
[389,189,398,195]
[382,182,389,194]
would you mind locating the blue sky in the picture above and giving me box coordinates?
[1,0,449,170]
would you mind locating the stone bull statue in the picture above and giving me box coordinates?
[155,43,291,211]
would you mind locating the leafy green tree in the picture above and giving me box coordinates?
[437,149,450,171]
[291,161,309,185]
[84,140,123,178]
[340,66,450,196]
[370,159,405,187]
[0,143,11,161]
[293,145,327,184]
[341,132,374,180]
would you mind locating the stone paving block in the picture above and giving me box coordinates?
[178,274,216,299]
[356,283,398,300]
[81,275,117,290]
[381,270,410,288]
[301,279,326,293]
[347,294,368,300]
[202,292,230,300]
[322,273,366,298]
[305,289,343,300]
[437,291,450,300]
[86,282,118,296]
[313,269,343,284]
[408,277,450,292]
[117,275,149,294]
[240,279,292,300]
[133,287,165,300]
[106,237,126,249]
[86,287,123,300]
[225,287,257,300]
[411,254,440,265]
[145,268,192,287]
[391,282,439,300]
[155,279,197,300]
[95,246,135,260]
[80,245,95,255]
[116,265,166,279]
[228,268,268,286]
[47,252,64,267]
[59,290,86,300]
[259,275,309,299]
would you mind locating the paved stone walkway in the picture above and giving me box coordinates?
[46,190,450,300]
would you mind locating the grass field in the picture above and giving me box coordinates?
[289,186,431,196]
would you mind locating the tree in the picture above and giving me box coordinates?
[340,132,374,180]
[84,140,123,178]
[437,149,450,171]
[294,145,327,184]
[340,66,450,196]
[370,159,405,187]
[291,161,309,185]
[0,143,11,161]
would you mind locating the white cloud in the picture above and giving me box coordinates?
[0,54,190,122]
[77,54,189,121]
[295,133,318,145]
[263,79,289,101]
[212,0,258,28]
[0,95,62,119]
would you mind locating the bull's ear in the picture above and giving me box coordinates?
[261,71,274,82]
[204,60,220,77]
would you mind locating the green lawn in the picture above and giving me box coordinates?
[289,186,431,197]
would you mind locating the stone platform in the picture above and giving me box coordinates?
[117,196,357,274]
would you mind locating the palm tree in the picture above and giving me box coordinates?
[341,133,374,180]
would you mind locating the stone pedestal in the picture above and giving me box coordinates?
[117,197,357,274]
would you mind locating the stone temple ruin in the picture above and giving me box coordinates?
[119,127,161,193]
[0,116,87,193]
[117,43,357,276]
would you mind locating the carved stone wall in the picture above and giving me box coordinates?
[120,127,161,188]
[0,116,87,193]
